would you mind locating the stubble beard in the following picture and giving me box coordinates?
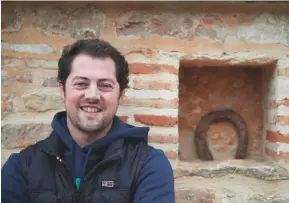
[68,109,109,134]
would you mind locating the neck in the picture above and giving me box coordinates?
[67,119,113,148]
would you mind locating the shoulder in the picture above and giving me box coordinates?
[18,141,43,161]
[1,153,29,203]
[121,139,174,177]
[133,147,175,203]
[144,147,174,174]
[2,140,43,173]
[1,153,25,184]
[10,140,47,177]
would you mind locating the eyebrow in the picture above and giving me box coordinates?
[98,78,116,84]
[72,76,116,84]
[72,76,88,81]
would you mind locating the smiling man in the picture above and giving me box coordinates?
[1,39,175,203]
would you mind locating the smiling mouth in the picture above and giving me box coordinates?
[80,107,102,113]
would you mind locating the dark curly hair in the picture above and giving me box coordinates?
[57,38,129,92]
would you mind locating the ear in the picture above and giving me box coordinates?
[58,81,65,100]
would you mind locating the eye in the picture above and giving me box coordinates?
[99,83,113,91]
[74,82,88,89]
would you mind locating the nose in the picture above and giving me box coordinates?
[85,84,100,101]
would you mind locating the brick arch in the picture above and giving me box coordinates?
[194,109,248,161]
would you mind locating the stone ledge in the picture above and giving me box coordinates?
[180,53,278,68]
[173,159,289,181]
[175,174,289,203]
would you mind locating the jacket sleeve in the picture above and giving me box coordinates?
[1,153,29,203]
[133,149,175,203]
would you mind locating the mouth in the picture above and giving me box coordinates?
[80,106,102,113]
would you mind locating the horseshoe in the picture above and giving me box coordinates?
[194,109,248,161]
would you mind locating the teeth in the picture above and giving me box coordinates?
[82,107,100,113]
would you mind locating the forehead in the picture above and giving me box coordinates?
[69,54,117,80]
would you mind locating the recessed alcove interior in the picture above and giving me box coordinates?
[178,54,277,163]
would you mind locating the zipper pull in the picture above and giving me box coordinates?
[56,155,64,163]
[75,178,81,191]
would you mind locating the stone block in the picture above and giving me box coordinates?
[269,198,289,203]
[35,6,105,39]
[2,7,29,33]
[174,160,289,180]
[1,123,52,148]
[2,57,25,68]
[42,77,58,87]
[26,59,58,69]
[195,14,227,42]
[22,90,64,112]
[176,188,215,203]
[175,173,289,203]
[116,12,195,40]
[2,70,7,85]
[2,43,54,55]
[237,13,289,46]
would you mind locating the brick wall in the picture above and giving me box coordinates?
[2,2,289,169]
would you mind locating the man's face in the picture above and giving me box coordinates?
[59,54,123,133]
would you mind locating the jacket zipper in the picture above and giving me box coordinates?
[49,150,122,202]
[85,151,123,180]
[77,151,123,202]
[56,161,81,202]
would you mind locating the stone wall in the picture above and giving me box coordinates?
[2,1,289,202]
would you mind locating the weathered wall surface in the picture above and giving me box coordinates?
[2,2,289,202]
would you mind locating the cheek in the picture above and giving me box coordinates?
[102,93,120,107]
[64,90,82,106]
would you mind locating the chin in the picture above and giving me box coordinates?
[78,122,101,131]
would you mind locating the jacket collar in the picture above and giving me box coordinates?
[41,131,125,159]
[40,131,67,156]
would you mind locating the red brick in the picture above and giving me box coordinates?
[134,115,178,126]
[1,95,13,113]
[16,73,32,83]
[164,151,178,159]
[277,68,289,76]
[269,99,289,108]
[200,14,222,25]
[121,97,178,109]
[148,135,178,144]
[129,63,178,75]
[276,116,289,126]
[265,147,289,160]
[278,99,289,106]
[118,116,129,123]
[133,80,177,91]
[266,131,289,143]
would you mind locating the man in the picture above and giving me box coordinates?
[1,39,175,203]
